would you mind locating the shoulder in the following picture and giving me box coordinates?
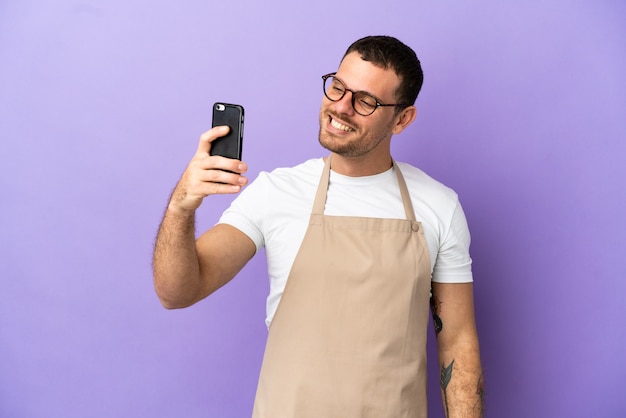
[263,158,323,182]
[220,158,324,249]
[394,161,467,239]
[252,158,323,197]
[395,161,459,204]
[240,157,324,205]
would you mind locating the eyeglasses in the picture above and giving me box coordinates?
[322,73,410,116]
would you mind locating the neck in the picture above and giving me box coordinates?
[326,152,393,177]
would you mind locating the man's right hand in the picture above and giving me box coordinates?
[169,126,249,213]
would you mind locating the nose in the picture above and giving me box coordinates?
[332,90,356,116]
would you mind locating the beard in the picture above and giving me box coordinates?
[318,111,393,158]
[318,128,362,157]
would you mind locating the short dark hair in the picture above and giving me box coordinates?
[343,35,424,106]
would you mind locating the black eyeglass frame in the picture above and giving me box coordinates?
[321,72,411,116]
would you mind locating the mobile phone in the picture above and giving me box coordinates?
[210,102,244,160]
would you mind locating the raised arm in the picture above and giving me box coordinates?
[431,282,484,417]
[153,126,256,309]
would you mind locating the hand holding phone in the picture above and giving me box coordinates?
[210,102,244,160]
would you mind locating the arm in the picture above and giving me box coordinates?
[431,282,484,418]
[153,126,256,309]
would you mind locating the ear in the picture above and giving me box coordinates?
[391,106,417,135]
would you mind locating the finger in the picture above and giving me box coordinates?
[211,182,246,195]
[190,174,247,197]
[196,125,230,155]
[189,154,248,177]
[196,165,248,186]
[210,156,248,174]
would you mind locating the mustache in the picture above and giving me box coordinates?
[326,111,357,128]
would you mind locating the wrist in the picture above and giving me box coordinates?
[166,200,197,217]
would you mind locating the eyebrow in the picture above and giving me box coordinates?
[333,74,386,104]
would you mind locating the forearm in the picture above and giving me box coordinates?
[152,204,203,309]
[152,126,252,308]
[438,342,484,417]
[431,282,484,417]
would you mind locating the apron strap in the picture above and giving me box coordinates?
[393,160,417,222]
[312,156,416,221]
[311,157,332,215]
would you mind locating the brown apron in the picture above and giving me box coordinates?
[252,156,432,418]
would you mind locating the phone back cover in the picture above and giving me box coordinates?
[210,103,244,160]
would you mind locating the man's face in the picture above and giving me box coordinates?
[318,52,402,158]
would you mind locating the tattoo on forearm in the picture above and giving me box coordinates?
[440,359,455,417]
[475,374,485,415]
[430,291,443,335]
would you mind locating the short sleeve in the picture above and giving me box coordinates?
[218,172,269,252]
[431,200,473,283]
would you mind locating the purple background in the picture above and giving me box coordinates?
[1,1,625,417]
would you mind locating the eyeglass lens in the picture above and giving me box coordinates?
[323,76,378,116]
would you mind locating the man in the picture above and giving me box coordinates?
[153,35,484,417]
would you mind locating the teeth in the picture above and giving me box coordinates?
[330,118,353,132]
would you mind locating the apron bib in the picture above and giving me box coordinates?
[253,157,432,417]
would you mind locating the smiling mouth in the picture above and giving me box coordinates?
[330,116,354,132]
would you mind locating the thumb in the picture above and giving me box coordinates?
[196,125,230,155]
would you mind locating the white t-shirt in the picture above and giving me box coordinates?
[219,158,473,327]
